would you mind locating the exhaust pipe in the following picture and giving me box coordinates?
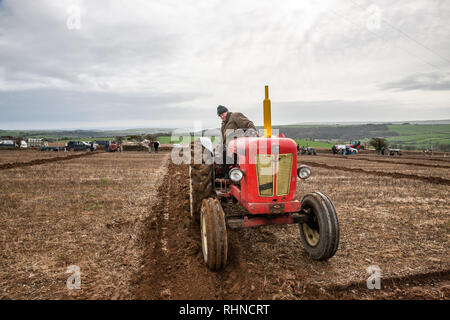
[263,85,271,138]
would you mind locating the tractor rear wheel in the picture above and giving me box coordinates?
[189,140,215,224]
[299,192,339,260]
[200,197,228,270]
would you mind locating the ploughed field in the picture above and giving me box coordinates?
[0,150,448,299]
[0,150,169,299]
[0,150,71,165]
[299,154,450,180]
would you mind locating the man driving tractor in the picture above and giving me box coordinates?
[217,105,258,143]
[217,105,258,177]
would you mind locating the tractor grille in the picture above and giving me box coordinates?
[256,154,274,197]
[276,153,293,196]
[256,153,293,197]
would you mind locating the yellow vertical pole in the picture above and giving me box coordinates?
[263,85,271,138]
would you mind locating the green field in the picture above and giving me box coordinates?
[157,136,192,144]
[387,124,450,150]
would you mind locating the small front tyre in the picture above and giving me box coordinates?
[189,140,214,224]
[299,192,339,260]
[200,198,228,271]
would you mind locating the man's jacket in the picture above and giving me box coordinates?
[221,112,257,143]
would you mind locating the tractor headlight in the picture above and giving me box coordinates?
[229,168,244,182]
[297,165,311,179]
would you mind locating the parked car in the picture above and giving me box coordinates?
[66,141,95,152]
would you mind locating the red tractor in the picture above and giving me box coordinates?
[189,86,339,270]
[350,140,363,150]
[108,141,121,152]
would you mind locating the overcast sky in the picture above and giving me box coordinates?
[0,0,449,130]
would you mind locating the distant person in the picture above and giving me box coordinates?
[344,146,350,155]
[148,140,152,153]
[105,141,109,152]
[153,140,160,153]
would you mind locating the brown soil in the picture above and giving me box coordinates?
[1,150,448,299]
[346,154,450,163]
[0,151,169,299]
[0,151,98,170]
[380,155,450,163]
[317,154,450,169]
[299,159,450,186]
[0,150,71,165]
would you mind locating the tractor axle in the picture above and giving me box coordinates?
[226,212,312,229]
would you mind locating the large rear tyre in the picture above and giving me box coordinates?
[189,140,214,224]
[200,198,228,271]
[299,192,339,260]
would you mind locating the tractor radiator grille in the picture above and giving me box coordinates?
[256,154,274,197]
[276,153,293,196]
[255,153,293,197]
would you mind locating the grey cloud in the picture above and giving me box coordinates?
[0,88,204,123]
[0,1,180,89]
[380,72,450,91]
[274,99,450,123]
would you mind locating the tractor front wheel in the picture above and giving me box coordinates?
[299,192,339,260]
[200,198,228,270]
[189,140,214,224]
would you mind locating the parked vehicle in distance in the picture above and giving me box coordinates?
[332,144,358,155]
[66,141,95,152]
[299,146,317,155]
[388,148,402,156]
[349,140,364,150]
[0,139,17,148]
[27,138,43,147]
[41,146,65,151]
[332,140,362,155]
[0,139,28,148]
[108,141,120,152]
